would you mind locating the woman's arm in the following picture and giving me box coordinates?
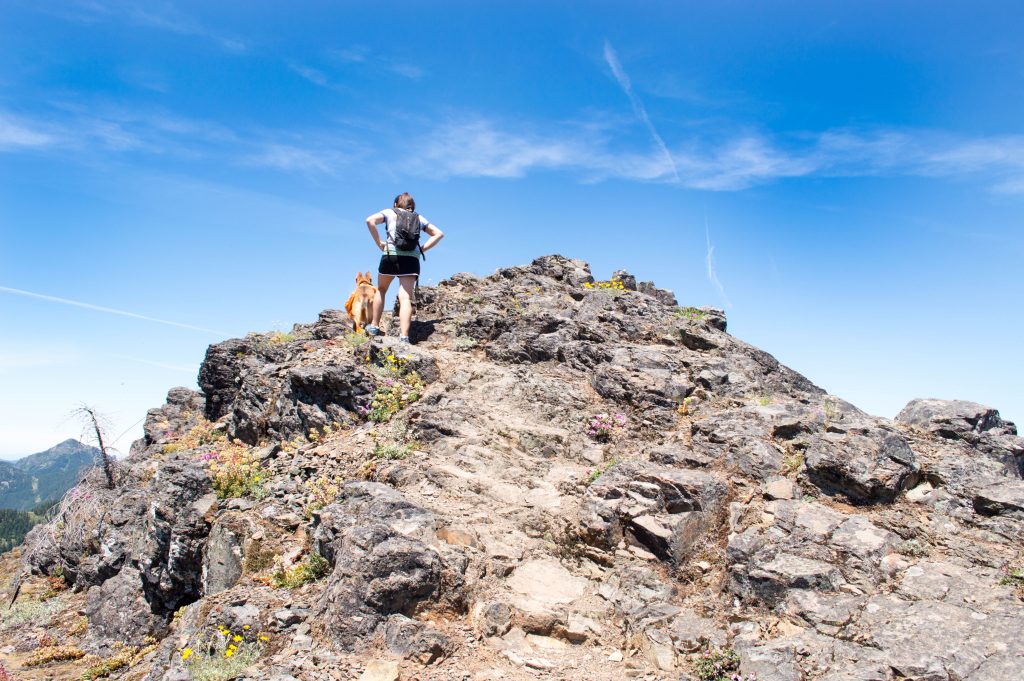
[365,213,386,251]
[421,223,444,253]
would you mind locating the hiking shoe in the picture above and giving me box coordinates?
[399,336,411,345]
[365,324,382,336]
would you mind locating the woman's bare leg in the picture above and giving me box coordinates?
[397,276,417,338]
[373,274,394,328]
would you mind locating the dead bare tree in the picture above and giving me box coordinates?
[73,404,116,489]
[8,406,117,607]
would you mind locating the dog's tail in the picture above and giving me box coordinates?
[343,291,356,317]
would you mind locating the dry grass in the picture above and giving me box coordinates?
[24,644,85,666]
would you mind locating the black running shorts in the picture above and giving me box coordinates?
[378,254,420,277]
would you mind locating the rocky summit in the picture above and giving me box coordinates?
[3,255,1023,681]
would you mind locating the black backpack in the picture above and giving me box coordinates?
[393,208,423,254]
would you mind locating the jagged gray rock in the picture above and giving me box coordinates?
[897,397,1024,477]
[805,430,919,502]
[311,482,466,651]
[580,461,727,563]
[17,254,1024,681]
[198,334,377,444]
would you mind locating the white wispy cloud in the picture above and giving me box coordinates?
[0,286,227,335]
[52,0,246,52]
[0,114,58,150]
[603,41,680,183]
[6,98,1024,194]
[418,119,590,178]
[243,143,344,174]
[416,113,1024,194]
[329,47,425,79]
[673,136,818,190]
[704,217,732,308]
[287,61,331,88]
[0,104,360,175]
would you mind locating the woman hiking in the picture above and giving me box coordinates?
[363,192,444,344]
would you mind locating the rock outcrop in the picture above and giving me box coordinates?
[10,255,1022,680]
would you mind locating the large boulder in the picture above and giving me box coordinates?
[580,461,727,563]
[85,567,168,648]
[136,460,217,616]
[896,398,1017,441]
[312,483,467,652]
[201,519,244,595]
[897,398,1023,476]
[805,430,919,502]
[198,332,378,443]
[972,479,1024,519]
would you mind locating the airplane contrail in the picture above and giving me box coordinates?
[603,40,680,183]
[0,285,228,335]
[704,215,732,308]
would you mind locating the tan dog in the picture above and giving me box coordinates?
[344,272,377,333]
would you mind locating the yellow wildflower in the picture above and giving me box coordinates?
[233,635,242,642]
[225,649,234,658]
[259,635,269,641]
[181,648,193,661]
[243,625,250,630]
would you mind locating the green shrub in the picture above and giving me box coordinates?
[822,398,841,423]
[266,331,296,345]
[674,306,706,321]
[81,645,143,679]
[368,419,418,462]
[585,458,618,486]
[271,553,330,589]
[360,373,424,423]
[583,278,626,294]
[181,628,267,681]
[163,419,226,454]
[781,451,804,475]
[692,647,755,681]
[303,476,342,519]
[202,442,269,500]
[373,442,414,460]
[999,560,1024,599]
[345,332,369,347]
[452,335,478,350]
[2,599,55,629]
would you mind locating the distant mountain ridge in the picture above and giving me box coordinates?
[0,439,97,511]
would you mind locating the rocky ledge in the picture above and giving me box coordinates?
[5,255,1022,681]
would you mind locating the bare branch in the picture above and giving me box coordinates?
[72,404,116,490]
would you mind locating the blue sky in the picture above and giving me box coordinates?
[1,1,1022,458]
